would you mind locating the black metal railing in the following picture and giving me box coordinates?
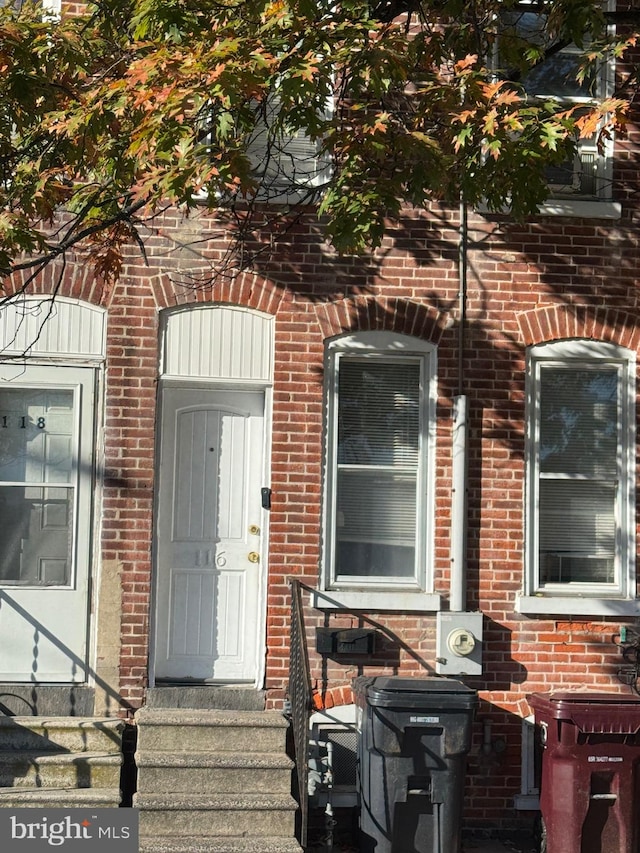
[289,578,315,848]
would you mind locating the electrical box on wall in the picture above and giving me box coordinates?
[316,628,376,656]
[436,611,483,676]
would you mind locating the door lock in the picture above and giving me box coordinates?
[248,552,260,564]
[249,525,260,536]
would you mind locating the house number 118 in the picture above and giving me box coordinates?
[1,416,46,429]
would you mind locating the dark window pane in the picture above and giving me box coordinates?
[539,479,616,584]
[0,486,73,585]
[539,367,618,477]
[337,360,420,467]
[336,469,417,578]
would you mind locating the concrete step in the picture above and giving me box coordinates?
[0,686,95,717]
[0,717,124,753]
[139,837,301,853]
[0,750,122,789]
[135,793,297,837]
[135,708,288,753]
[135,750,293,794]
[145,687,265,712]
[0,786,122,807]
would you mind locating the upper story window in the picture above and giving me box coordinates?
[246,94,331,203]
[317,332,440,612]
[196,91,331,206]
[519,340,637,615]
[499,2,616,208]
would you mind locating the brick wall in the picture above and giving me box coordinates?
[12,192,640,828]
[4,79,640,827]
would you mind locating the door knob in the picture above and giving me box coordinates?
[248,552,260,563]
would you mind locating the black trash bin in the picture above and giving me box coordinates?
[354,676,477,853]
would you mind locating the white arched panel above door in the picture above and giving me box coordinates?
[162,305,274,382]
[0,297,106,361]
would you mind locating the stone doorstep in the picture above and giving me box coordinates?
[0,686,95,718]
[135,750,293,794]
[138,837,302,853]
[133,707,299,849]
[0,750,123,789]
[134,708,288,753]
[134,792,298,811]
[138,812,296,839]
[0,717,125,753]
[145,687,266,712]
[135,792,297,836]
[0,787,122,807]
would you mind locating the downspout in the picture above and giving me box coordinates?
[450,197,469,613]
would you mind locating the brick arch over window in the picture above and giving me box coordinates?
[149,270,286,315]
[315,297,448,343]
[4,261,110,306]
[518,305,640,350]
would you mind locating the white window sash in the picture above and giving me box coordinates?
[323,333,435,592]
[526,342,634,599]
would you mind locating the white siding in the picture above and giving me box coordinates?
[0,298,106,360]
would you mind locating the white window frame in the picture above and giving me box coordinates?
[518,339,638,616]
[0,364,96,588]
[313,331,440,612]
[514,716,540,811]
[497,1,621,220]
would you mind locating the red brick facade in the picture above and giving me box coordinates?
[3,2,640,811]
[7,186,639,829]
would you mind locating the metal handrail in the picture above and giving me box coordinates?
[288,578,315,849]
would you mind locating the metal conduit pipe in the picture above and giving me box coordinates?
[449,197,469,612]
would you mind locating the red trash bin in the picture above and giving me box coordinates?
[528,692,640,853]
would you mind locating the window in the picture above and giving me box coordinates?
[0,366,95,587]
[519,341,636,615]
[246,94,331,203]
[498,2,618,215]
[197,91,331,205]
[316,332,439,611]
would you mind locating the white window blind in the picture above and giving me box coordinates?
[334,359,421,580]
[246,94,330,202]
[536,363,623,588]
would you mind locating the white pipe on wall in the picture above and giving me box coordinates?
[450,394,468,613]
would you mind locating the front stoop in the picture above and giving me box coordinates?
[0,716,124,807]
[134,707,302,853]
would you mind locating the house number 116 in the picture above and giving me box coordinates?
[1,416,46,429]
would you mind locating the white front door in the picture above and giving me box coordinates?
[154,386,265,682]
[0,366,95,682]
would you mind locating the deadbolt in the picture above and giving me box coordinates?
[248,551,260,563]
[249,525,260,536]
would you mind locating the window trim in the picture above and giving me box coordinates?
[518,339,638,616]
[315,331,440,612]
[0,364,96,590]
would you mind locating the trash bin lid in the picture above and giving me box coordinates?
[360,676,478,710]
[529,691,640,734]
